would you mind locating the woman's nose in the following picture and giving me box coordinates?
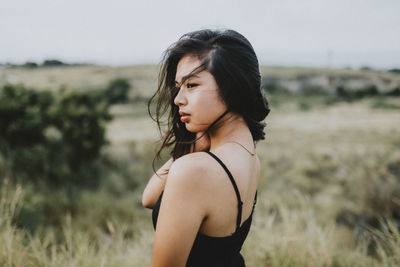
[174,87,187,106]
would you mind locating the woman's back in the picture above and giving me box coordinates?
[194,144,260,237]
[152,145,260,266]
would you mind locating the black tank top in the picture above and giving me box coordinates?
[152,150,258,267]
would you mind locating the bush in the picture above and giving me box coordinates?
[21,62,38,68]
[335,84,379,101]
[0,84,54,148]
[385,87,400,96]
[104,78,131,104]
[42,59,66,67]
[388,68,400,74]
[0,84,112,187]
[299,85,327,96]
[53,90,112,169]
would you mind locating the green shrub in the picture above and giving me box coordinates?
[104,78,131,104]
[0,84,54,148]
[385,87,400,97]
[21,62,38,68]
[42,59,66,67]
[53,90,112,169]
[299,85,327,96]
[0,84,112,187]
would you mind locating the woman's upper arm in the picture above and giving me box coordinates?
[150,155,209,267]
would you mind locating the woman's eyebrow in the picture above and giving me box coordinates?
[175,73,200,85]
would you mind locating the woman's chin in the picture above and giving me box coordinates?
[185,124,205,133]
[185,125,196,133]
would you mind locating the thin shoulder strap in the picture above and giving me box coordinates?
[253,190,257,213]
[204,151,243,231]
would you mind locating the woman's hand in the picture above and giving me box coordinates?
[142,157,173,208]
[190,131,210,153]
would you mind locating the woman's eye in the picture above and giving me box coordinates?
[187,83,197,88]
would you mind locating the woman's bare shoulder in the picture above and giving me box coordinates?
[167,152,217,187]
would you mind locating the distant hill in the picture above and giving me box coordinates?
[1,64,399,97]
[260,66,400,95]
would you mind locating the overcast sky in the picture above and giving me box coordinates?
[1,0,399,69]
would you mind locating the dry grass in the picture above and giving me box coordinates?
[1,65,400,266]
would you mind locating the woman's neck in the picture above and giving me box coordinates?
[208,112,254,152]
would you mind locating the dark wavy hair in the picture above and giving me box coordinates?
[147,28,270,174]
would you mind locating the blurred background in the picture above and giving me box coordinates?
[1,0,399,266]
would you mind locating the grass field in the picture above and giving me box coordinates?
[1,65,400,266]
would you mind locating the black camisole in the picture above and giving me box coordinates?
[152,150,257,267]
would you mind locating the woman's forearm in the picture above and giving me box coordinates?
[142,132,209,208]
[142,157,174,209]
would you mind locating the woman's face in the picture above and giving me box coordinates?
[174,54,227,133]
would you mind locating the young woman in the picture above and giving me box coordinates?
[142,28,270,267]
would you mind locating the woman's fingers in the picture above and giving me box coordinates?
[190,132,211,152]
[195,132,210,152]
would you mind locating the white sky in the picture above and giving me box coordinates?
[1,0,399,68]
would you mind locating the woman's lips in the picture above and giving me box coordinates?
[179,111,190,123]
[180,115,190,122]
